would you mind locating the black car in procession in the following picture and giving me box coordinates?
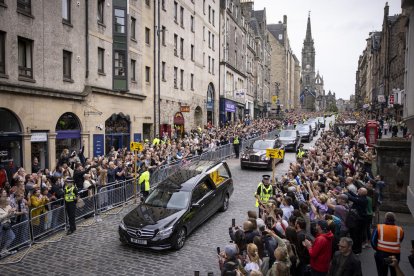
[240,139,285,170]
[296,124,313,142]
[278,129,302,152]
[119,161,234,250]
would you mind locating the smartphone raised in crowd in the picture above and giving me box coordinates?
[216,247,221,255]
[232,218,236,228]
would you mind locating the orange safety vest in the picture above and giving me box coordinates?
[377,224,403,254]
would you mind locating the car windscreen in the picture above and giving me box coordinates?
[145,189,190,209]
[252,140,274,150]
[297,125,309,131]
[279,131,296,138]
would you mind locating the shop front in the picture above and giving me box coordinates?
[219,99,236,125]
[55,113,82,159]
[0,108,23,168]
[31,132,48,172]
[173,112,185,138]
[206,83,215,125]
[105,113,131,153]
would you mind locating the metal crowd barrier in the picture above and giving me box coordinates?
[1,128,281,261]
[30,199,66,241]
[4,220,31,253]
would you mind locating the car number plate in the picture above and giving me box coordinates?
[130,238,147,245]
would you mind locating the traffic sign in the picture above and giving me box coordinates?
[130,142,143,152]
[266,148,285,159]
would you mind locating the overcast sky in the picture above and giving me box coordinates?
[254,0,402,100]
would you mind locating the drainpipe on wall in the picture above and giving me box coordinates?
[85,0,89,78]
[157,0,161,136]
[153,0,157,137]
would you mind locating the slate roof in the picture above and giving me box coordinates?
[268,24,284,43]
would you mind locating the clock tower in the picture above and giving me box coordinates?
[300,13,316,111]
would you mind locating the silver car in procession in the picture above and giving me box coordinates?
[240,139,285,170]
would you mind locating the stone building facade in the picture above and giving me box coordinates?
[217,0,271,124]
[402,0,414,216]
[0,0,152,170]
[157,0,220,136]
[355,2,407,119]
[268,16,301,111]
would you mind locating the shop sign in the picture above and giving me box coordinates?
[225,101,236,112]
[31,132,48,142]
[180,106,190,112]
[378,95,386,103]
[173,112,185,125]
[93,134,104,157]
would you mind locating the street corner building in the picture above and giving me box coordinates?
[0,0,154,171]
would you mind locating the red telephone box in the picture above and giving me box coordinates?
[365,120,378,147]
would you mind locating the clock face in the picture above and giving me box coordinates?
[306,64,310,69]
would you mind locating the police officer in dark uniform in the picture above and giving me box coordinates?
[64,177,78,235]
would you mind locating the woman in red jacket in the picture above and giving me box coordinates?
[303,220,334,276]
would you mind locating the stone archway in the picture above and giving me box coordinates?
[0,108,23,167]
[194,106,203,128]
[55,112,82,160]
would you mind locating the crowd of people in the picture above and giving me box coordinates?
[0,116,290,257]
[217,113,413,276]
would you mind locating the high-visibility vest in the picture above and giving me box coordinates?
[64,186,76,202]
[139,171,150,192]
[377,224,403,254]
[255,183,272,207]
[233,137,239,145]
[152,138,160,146]
[297,149,305,158]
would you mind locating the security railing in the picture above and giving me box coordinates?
[0,128,279,263]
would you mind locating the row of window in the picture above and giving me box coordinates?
[61,0,105,26]
[0,32,143,83]
[172,66,194,91]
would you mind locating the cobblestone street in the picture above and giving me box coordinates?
[0,128,320,276]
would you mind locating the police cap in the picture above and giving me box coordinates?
[262,175,271,181]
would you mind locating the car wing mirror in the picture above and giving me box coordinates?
[191,203,200,208]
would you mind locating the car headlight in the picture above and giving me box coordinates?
[119,220,126,230]
[241,154,248,159]
[260,155,269,161]
[153,226,173,240]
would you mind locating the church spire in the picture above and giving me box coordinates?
[306,11,312,41]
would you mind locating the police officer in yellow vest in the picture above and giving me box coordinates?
[233,134,240,158]
[255,175,275,218]
[371,212,404,276]
[139,166,150,199]
[64,177,78,235]
[296,144,305,160]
